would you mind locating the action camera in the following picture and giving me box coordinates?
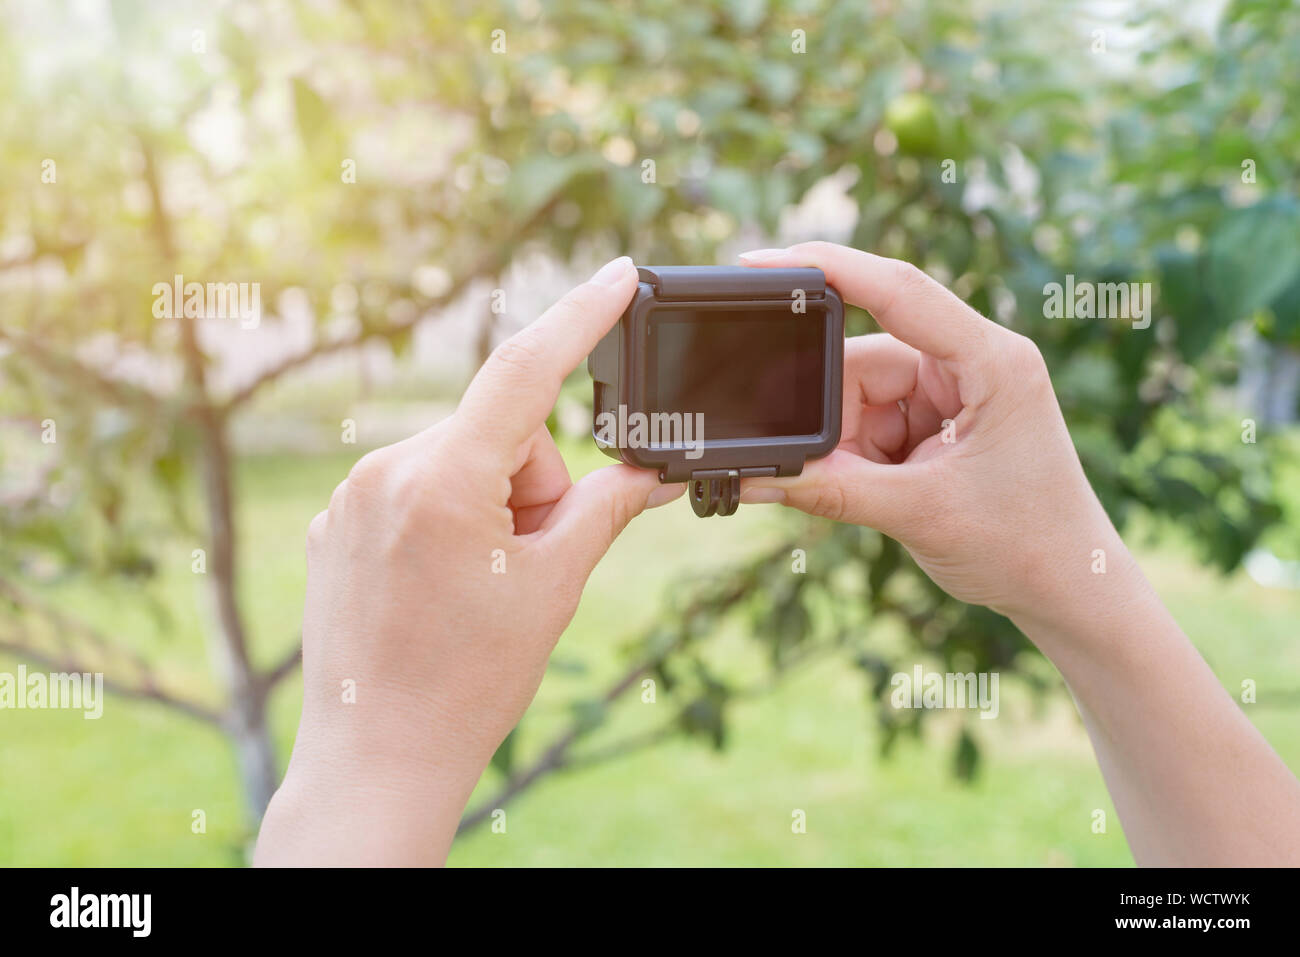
[588,265,844,518]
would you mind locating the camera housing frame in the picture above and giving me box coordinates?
[588,265,844,516]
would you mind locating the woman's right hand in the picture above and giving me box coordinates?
[737,242,1129,635]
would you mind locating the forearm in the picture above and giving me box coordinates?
[1014,542,1300,866]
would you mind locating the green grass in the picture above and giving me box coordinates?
[3,439,1300,866]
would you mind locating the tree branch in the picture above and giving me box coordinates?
[261,641,303,691]
[0,238,88,272]
[0,576,225,726]
[216,282,464,414]
[219,197,561,415]
[0,326,173,413]
[0,636,225,726]
[456,559,770,834]
[457,653,653,833]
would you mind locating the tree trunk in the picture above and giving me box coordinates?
[140,137,279,827]
[227,683,277,820]
[197,404,279,824]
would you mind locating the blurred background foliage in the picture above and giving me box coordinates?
[1,0,1299,864]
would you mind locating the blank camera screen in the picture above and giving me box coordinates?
[646,307,824,440]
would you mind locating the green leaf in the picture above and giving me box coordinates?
[1157,246,1220,359]
[1207,199,1300,321]
[569,698,607,734]
[505,154,592,223]
[292,77,333,149]
[953,727,980,781]
[609,166,665,226]
[489,728,516,778]
[869,537,903,602]
[705,168,759,222]
[1266,270,1300,343]
[679,695,727,750]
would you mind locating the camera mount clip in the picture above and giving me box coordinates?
[679,465,781,517]
[687,468,741,517]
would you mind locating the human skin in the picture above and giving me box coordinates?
[256,243,1300,867]
[254,256,683,866]
[737,241,1300,866]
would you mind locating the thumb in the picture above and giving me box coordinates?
[740,449,928,537]
[541,464,685,572]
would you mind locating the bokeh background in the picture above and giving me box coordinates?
[2,0,1299,866]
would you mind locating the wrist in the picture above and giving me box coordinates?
[1003,516,1149,656]
[1007,530,1176,681]
[256,746,478,866]
[255,702,494,866]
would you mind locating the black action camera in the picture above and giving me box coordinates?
[588,265,844,517]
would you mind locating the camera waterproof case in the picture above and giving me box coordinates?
[588,265,844,518]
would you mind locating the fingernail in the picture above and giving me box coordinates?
[740,486,786,505]
[738,248,788,263]
[592,256,635,286]
[646,483,686,508]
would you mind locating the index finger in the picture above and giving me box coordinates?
[451,256,638,459]
[739,241,995,362]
